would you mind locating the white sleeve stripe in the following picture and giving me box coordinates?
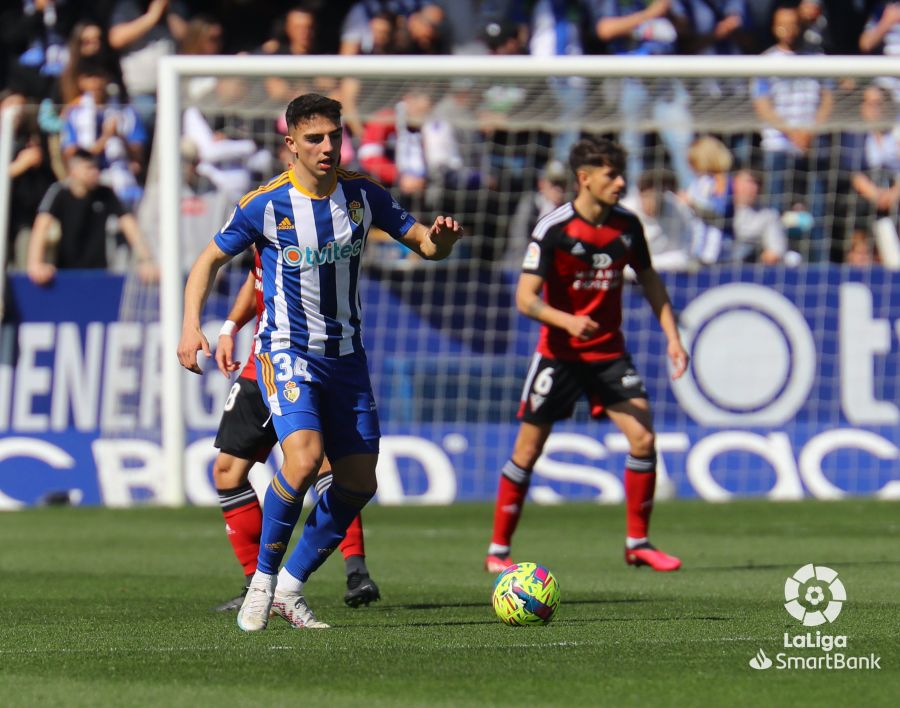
[532,203,573,242]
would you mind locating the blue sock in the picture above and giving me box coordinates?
[283,483,374,583]
[256,471,303,574]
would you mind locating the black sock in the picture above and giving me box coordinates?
[345,554,368,577]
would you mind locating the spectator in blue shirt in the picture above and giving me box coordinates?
[60,57,148,211]
[678,0,747,57]
[752,6,833,261]
[529,1,588,162]
[1,0,75,102]
[588,0,695,190]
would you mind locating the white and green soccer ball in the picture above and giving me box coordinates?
[492,562,561,626]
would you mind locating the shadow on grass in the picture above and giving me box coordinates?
[689,559,900,572]
[308,614,734,629]
[375,598,655,612]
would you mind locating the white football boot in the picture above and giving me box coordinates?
[272,590,330,629]
[237,573,276,632]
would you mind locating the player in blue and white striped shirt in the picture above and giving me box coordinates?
[179,93,463,631]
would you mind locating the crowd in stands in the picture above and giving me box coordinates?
[2,0,899,280]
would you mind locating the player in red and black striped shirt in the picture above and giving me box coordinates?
[485,137,689,573]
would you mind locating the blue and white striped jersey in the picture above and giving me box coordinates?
[214,168,416,358]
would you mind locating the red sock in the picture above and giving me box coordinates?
[339,514,365,559]
[625,461,657,539]
[490,462,531,549]
[218,484,262,576]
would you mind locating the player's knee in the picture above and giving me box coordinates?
[336,467,378,497]
[212,453,247,489]
[353,476,377,498]
[281,452,324,489]
[631,430,656,458]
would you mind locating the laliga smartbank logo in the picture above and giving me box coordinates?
[748,564,881,672]
[784,563,845,626]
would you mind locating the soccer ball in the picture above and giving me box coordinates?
[491,562,560,626]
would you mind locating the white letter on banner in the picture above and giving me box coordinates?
[139,323,162,430]
[673,284,815,426]
[840,283,898,425]
[184,436,219,506]
[0,437,76,509]
[51,323,104,431]
[531,433,624,504]
[92,439,166,506]
[100,323,142,432]
[375,436,456,505]
[0,324,16,431]
[687,432,803,501]
[799,429,900,499]
[12,323,55,432]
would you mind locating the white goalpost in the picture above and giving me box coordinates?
[156,54,900,506]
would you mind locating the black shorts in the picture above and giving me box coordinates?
[517,354,648,424]
[214,377,278,462]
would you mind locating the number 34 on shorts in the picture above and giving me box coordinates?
[259,352,312,404]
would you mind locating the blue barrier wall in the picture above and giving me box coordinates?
[0,267,897,507]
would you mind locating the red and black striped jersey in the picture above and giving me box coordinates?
[521,201,652,362]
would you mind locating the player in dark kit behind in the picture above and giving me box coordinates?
[211,254,380,611]
[485,137,689,574]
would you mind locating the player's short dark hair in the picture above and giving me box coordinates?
[569,137,626,175]
[285,93,342,130]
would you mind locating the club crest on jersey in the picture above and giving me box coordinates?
[348,200,364,225]
[283,380,300,403]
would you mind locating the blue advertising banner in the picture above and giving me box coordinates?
[0,267,897,507]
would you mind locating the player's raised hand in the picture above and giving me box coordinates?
[668,339,689,380]
[429,215,463,248]
[215,334,242,378]
[566,314,599,341]
[178,326,211,375]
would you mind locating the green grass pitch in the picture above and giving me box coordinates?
[0,500,897,707]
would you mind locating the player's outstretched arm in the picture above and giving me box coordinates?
[399,215,463,260]
[636,267,689,380]
[215,270,257,377]
[516,272,599,340]
[178,240,233,375]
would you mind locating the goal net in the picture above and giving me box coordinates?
[153,55,900,505]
